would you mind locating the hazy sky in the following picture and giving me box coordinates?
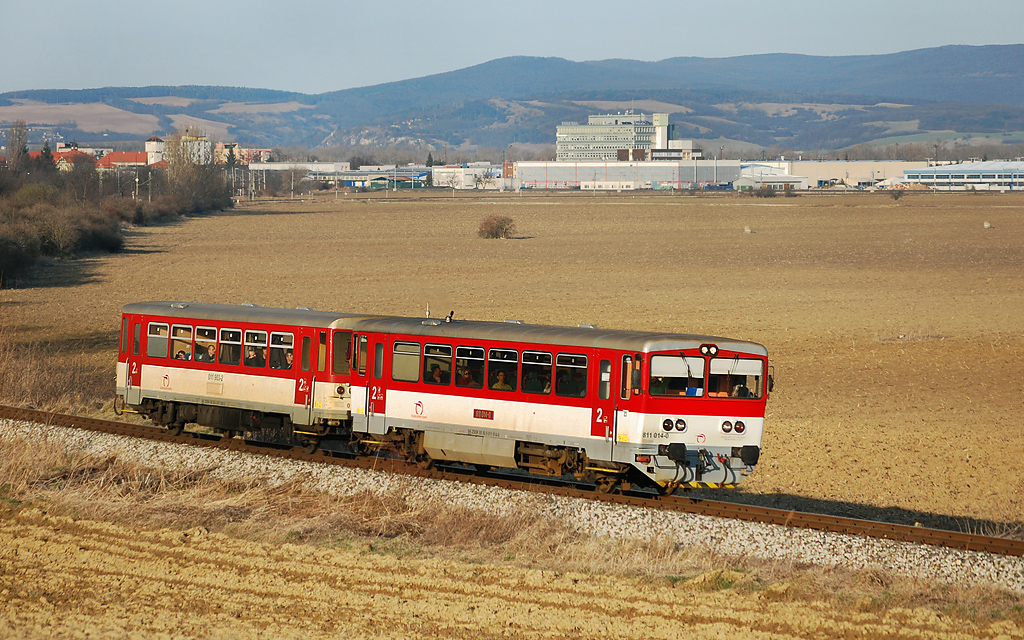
[4,0,1022,95]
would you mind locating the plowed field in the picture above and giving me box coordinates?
[3,190,1024,637]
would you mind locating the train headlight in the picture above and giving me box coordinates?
[336,386,345,396]
[662,418,673,431]
[675,418,687,432]
[721,420,733,433]
[734,420,745,434]
[700,344,719,356]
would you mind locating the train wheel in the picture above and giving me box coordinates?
[167,422,185,437]
[594,475,620,494]
[300,439,320,455]
[416,456,434,470]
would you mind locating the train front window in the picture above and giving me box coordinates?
[146,323,169,358]
[649,355,704,397]
[708,357,764,399]
[219,329,242,366]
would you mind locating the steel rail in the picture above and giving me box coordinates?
[2,405,1022,558]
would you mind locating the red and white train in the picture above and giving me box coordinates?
[116,302,772,492]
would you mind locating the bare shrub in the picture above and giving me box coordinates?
[891,189,905,201]
[478,215,516,239]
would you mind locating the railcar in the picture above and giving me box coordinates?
[116,302,772,492]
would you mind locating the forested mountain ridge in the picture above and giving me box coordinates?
[2,45,1022,152]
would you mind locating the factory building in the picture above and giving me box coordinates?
[902,161,1024,191]
[513,160,740,190]
[556,112,701,162]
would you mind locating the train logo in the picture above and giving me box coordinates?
[414,401,424,416]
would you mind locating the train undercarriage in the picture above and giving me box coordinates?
[132,398,641,493]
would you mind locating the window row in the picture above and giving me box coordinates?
[146,323,298,369]
[390,342,590,397]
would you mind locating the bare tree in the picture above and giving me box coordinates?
[5,120,28,171]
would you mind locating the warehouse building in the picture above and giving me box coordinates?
[902,161,1024,191]
[513,160,740,190]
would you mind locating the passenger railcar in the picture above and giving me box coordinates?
[116,302,772,492]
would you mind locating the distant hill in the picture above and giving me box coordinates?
[2,45,1022,153]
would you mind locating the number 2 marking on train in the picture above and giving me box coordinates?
[371,386,382,401]
[298,379,309,392]
[131,362,138,375]
[596,408,603,423]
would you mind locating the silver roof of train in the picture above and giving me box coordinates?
[121,301,380,328]
[122,302,767,356]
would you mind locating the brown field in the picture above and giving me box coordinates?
[3,190,1024,637]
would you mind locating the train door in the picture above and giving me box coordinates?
[125,315,143,404]
[365,335,388,434]
[350,333,388,434]
[593,354,615,445]
[294,328,315,425]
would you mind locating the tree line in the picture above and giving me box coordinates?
[1,121,231,287]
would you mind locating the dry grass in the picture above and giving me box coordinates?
[2,433,1022,625]
[0,324,110,413]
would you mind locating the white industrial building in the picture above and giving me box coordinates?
[431,163,505,189]
[514,160,740,190]
[901,161,1024,191]
[752,160,928,189]
[556,112,701,162]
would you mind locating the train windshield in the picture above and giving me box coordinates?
[708,357,764,399]
[649,355,704,397]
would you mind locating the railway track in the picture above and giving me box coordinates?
[3,404,1023,558]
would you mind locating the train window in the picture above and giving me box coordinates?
[488,348,518,392]
[357,335,367,375]
[269,332,294,370]
[423,344,452,385]
[120,318,129,353]
[555,354,587,398]
[455,346,484,389]
[219,329,242,365]
[195,327,217,363]
[133,323,140,356]
[599,360,611,399]
[708,357,763,399]
[374,342,383,379]
[332,331,352,374]
[620,355,632,400]
[317,332,327,372]
[301,336,311,372]
[392,342,420,382]
[521,351,552,394]
[650,355,704,397]
[351,334,359,372]
[244,330,268,368]
[170,325,193,361]
[146,323,169,358]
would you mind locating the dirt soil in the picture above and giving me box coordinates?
[2,190,1024,636]
[4,506,1018,639]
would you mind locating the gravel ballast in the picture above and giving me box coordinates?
[4,417,1022,594]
